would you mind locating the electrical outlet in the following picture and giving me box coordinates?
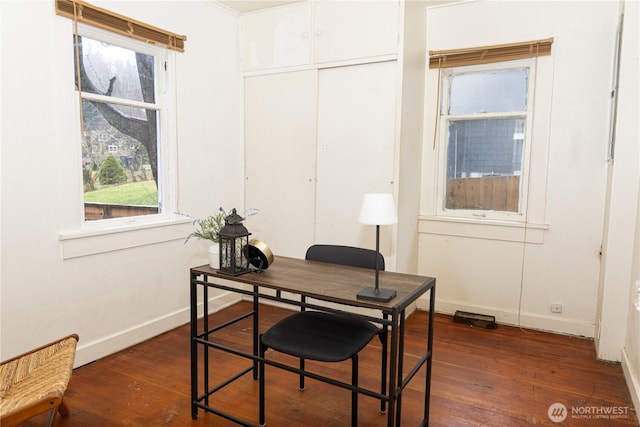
[550,303,562,313]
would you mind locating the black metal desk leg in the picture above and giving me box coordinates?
[203,276,209,406]
[253,286,259,380]
[380,313,389,414]
[424,286,436,425]
[259,336,266,427]
[190,272,198,420]
[396,312,406,426]
[387,310,398,427]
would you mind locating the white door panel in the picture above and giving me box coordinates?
[315,61,397,253]
[244,70,318,258]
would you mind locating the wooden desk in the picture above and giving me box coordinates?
[190,256,435,426]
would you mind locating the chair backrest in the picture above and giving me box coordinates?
[305,245,385,271]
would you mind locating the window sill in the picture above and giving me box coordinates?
[418,215,549,244]
[58,216,192,259]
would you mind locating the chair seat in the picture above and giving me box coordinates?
[262,311,379,362]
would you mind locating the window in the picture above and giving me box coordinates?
[437,61,534,219]
[56,1,188,258]
[74,28,172,223]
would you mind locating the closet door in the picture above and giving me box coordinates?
[244,70,318,258]
[315,61,398,252]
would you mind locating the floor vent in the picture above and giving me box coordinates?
[453,311,497,330]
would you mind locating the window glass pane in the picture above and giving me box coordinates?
[75,36,154,103]
[74,34,161,222]
[81,99,159,221]
[449,68,528,114]
[445,118,524,212]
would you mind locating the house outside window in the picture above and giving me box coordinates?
[437,61,534,220]
[75,27,173,223]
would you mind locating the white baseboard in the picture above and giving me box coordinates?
[74,292,241,367]
[416,296,596,338]
[75,292,601,368]
[621,347,640,419]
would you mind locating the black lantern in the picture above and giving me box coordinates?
[218,208,251,276]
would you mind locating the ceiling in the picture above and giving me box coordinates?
[219,1,304,13]
[218,0,453,14]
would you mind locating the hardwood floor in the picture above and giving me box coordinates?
[21,302,637,426]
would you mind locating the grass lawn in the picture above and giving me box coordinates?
[84,180,158,206]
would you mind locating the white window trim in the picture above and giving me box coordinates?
[58,217,191,259]
[57,24,185,258]
[421,52,555,243]
[435,59,536,223]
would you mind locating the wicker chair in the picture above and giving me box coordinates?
[0,334,78,427]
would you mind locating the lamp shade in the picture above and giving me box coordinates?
[359,193,398,225]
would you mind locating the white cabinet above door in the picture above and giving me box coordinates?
[313,0,400,65]
[241,2,312,72]
[240,0,400,72]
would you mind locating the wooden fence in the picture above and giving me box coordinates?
[84,203,158,220]
[446,175,520,212]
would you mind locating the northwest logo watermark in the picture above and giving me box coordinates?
[548,403,567,423]
[548,402,630,423]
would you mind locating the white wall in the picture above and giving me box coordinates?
[0,0,244,366]
[598,0,640,362]
[623,168,640,421]
[617,0,640,413]
[395,0,427,274]
[418,1,619,338]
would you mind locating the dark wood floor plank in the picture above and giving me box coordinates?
[18,302,637,426]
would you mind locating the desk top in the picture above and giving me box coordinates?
[191,256,435,313]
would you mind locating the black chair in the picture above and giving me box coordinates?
[259,245,388,427]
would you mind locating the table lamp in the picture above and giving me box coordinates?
[357,193,398,302]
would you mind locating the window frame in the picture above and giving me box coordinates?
[74,24,177,231]
[435,59,536,222]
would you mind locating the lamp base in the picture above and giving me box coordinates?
[356,287,397,302]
